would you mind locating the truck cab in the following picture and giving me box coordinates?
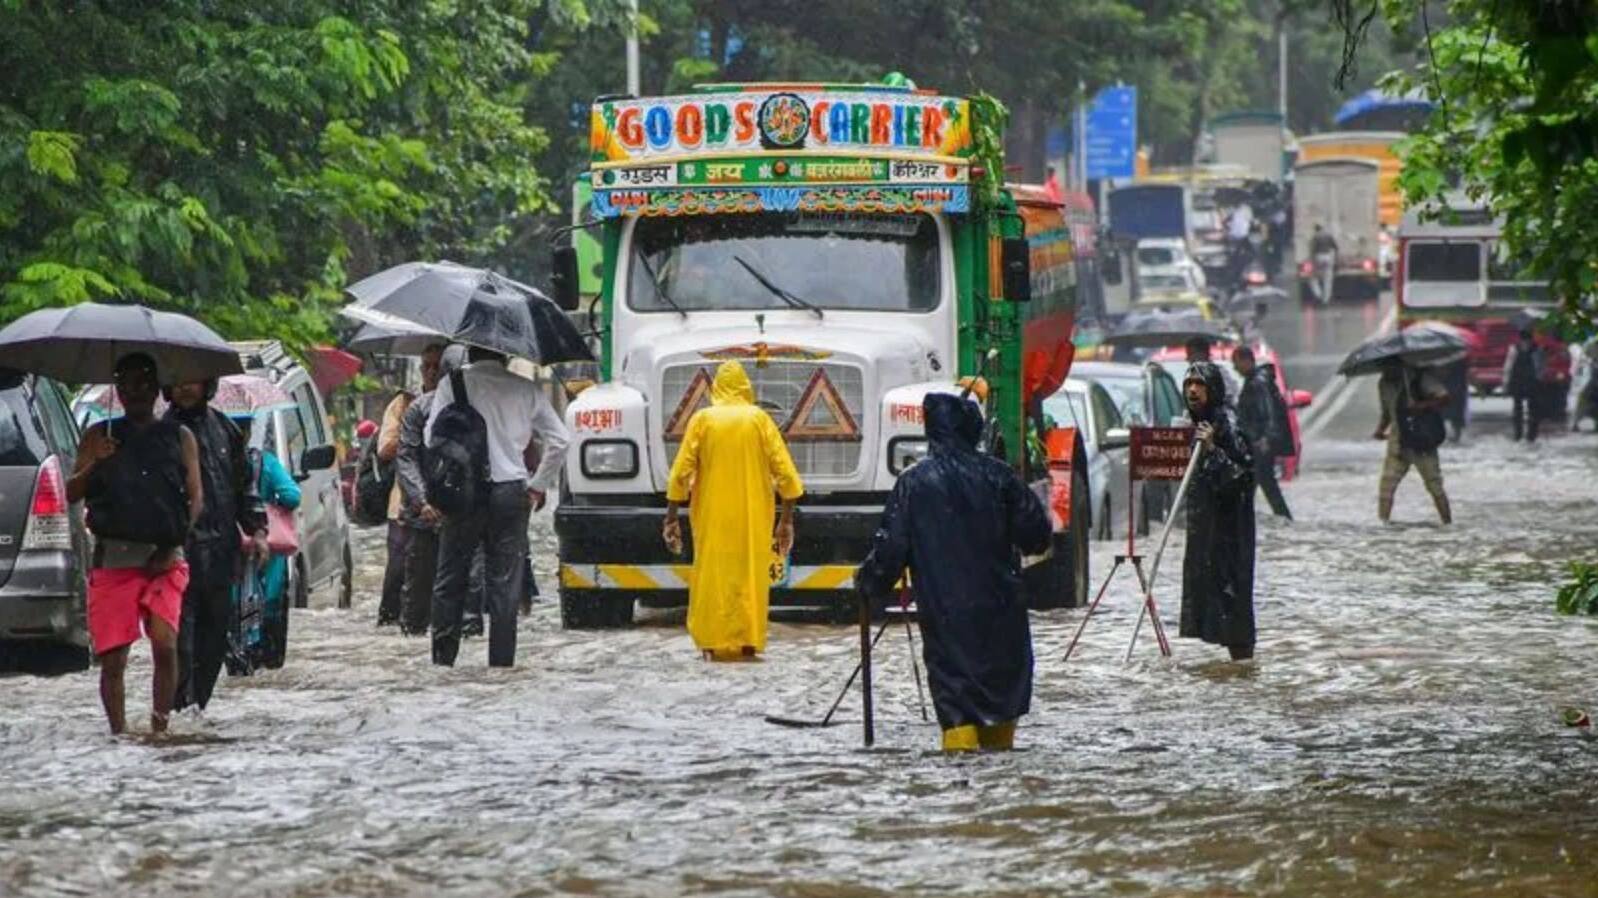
[554,82,1092,628]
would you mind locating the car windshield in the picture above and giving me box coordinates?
[1041,390,1090,433]
[1091,375,1148,424]
[627,212,942,313]
[1141,274,1189,291]
[1137,247,1177,267]
[0,386,44,467]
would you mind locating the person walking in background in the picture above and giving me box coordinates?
[426,347,569,668]
[376,350,437,626]
[166,379,267,713]
[1309,224,1338,304]
[856,393,1050,752]
[1232,347,1292,520]
[66,354,203,735]
[395,344,457,636]
[232,413,300,670]
[1179,362,1258,662]
[1573,339,1598,432]
[663,361,803,661]
[1503,330,1547,442]
[1375,359,1452,525]
[1441,359,1470,443]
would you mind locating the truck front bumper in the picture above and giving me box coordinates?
[555,500,883,604]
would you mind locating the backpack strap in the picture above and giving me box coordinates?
[450,368,469,407]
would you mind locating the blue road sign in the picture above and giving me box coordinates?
[1085,86,1137,180]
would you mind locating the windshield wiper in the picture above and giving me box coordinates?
[733,255,824,319]
[633,247,687,319]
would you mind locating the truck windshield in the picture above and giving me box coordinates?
[627,212,941,313]
[1407,242,1481,282]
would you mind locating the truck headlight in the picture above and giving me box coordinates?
[888,437,928,475]
[580,439,638,479]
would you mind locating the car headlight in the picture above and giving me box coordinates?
[580,439,638,479]
[888,437,928,475]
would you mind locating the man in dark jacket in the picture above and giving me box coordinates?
[166,379,267,712]
[1232,347,1292,519]
[857,393,1051,752]
[1179,362,1258,661]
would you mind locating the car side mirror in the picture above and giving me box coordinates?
[301,444,336,474]
[1102,427,1131,450]
[1001,236,1032,303]
[551,246,582,312]
[1290,389,1314,409]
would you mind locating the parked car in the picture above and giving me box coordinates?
[1071,360,1185,526]
[234,341,353,611]
[1041,378,1140,542]
[0,369,89,672]
[1148,341,1313,481]
[1135,237,1208,291]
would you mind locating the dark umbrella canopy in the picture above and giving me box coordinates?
[343,262,591,363]
[1338,326,1467,377]
[344,319,448,356]
[1102,309,1237,349]
[0,302,242,384]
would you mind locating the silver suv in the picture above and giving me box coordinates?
[234,342,354,610]
[0,369,90,672]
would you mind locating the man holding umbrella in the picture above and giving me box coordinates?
[166,378,268,712]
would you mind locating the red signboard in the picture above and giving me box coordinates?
[1130,426,1193,481]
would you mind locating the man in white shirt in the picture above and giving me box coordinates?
[425,347,570,667]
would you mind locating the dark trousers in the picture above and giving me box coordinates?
[176,540,238,711]
[403,528,486,636]
[378,520,412,624]
[1511,391,1541,441]
[431,482,530,667]
[1254,455,1292,519]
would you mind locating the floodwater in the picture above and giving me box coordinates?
[4,419,1597,897]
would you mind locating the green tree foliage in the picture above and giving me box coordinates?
[1357,0,1597,334]
[0,1,567,350]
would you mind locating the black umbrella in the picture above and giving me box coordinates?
[343,319,448,356]
[1101,309,1237,349]
[343,262,591,363]
[1338,326,1467,377]
[0,302,242,384]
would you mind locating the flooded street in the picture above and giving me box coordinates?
[5,410,1597,896]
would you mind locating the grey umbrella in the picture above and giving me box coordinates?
[342,262,591,363]
[1338,326,1467,377]
[0,302,242,384]
[343,319,448,356]
[1101,309,1238,349]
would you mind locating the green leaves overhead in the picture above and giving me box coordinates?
[0,1,563,353]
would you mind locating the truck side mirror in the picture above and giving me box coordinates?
[551,246,582,312]
[1001,236,1031,303]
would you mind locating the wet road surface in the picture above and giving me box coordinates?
[4,297,1598,897]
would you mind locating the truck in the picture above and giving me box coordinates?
[1295,132,1405,226]
[1292,157,1384,301]
[548,82,1094,628]
[1208,111,1286,182]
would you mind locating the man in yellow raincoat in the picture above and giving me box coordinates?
[664,361,804,660]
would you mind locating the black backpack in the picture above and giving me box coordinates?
[1398,375,1447,453]
[353,425,395,525]
[423,369,489,516]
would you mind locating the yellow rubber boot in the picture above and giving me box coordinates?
[941,724,980,753]
[977,721,1017,751]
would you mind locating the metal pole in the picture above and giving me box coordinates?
[859,590,875,747]
[1277,17,1288,122]
[1145,442,1205,592]
[626,0,641,96]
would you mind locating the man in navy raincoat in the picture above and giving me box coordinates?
[856,392,1051,752]
[1179,361,1258,660]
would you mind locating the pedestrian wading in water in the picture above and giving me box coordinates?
[166,377,268,713]
[856,392,1051,752]
[1178,362,1258,662]
[664,360,803,661]
[66,353,204,735]
[1374,359,1452,525]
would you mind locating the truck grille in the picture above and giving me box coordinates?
[661,361,865,478]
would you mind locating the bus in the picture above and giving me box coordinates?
[1396,198,1570,400]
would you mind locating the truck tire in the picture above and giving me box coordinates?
[559,589,635,629]
[1025,471,1091,610]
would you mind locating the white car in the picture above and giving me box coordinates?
[1041,378,1141,542]
[1135,237,1208,291]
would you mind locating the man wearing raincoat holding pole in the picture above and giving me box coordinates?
[856,393,1051,752]
[663,361,804,661]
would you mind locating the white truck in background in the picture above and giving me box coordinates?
[1292,157,1384,302]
